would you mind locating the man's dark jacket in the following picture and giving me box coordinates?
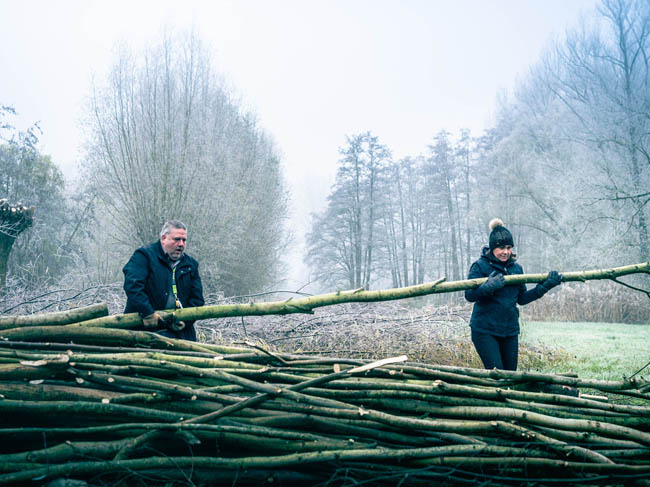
[123,241,204,341]
[465,247,549,336]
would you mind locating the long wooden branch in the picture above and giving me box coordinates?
[67,261,650,330]
[0,303,108,329]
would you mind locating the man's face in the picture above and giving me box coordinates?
[161,228,187,261]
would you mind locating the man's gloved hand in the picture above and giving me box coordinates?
[480,271,506,295]
[541,270,563,291]
[142,312,162,329]
[159,312,185,331]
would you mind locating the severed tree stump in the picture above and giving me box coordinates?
[0,199,35,289]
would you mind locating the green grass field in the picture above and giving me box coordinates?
[520,320,650,380]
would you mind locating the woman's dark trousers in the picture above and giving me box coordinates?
[471,329,518,371]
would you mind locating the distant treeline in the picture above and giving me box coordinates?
[1,0,648,306]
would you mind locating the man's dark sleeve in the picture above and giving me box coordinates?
[123,250,155,317]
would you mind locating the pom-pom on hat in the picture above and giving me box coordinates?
[488,218,514,250]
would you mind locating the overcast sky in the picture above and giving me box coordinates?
[1,0,597,286]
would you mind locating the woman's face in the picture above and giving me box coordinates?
[492,245,513,262]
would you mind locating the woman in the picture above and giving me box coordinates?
[465,218,562,371]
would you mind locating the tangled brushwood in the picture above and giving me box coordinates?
[196,301,563,371]
[0,307,649,486]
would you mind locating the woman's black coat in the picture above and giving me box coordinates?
[465,247,548,336]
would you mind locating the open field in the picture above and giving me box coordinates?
[520,320,650,380]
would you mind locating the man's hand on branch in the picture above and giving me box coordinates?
[159,311,185,331]
[142,311,185,331]
[142,312,163,328]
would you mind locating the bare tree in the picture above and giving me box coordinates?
[546,0,650,261]
[455,129,477,272]
[307,132,390,290]
[427,131,461,281]
[379,158,411,287]
[83,30,289,295]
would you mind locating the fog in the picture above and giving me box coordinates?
[1,0,608,293]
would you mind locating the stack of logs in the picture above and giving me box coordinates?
[0,304,648,486]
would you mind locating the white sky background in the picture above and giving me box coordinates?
[1,0,597,289]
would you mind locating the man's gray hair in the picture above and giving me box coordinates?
[160,220,187,238]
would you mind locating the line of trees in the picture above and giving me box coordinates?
[307,0,649,291]
[307,130,480,291]
[1,0,647,302]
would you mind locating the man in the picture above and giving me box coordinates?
[123,220,204,341]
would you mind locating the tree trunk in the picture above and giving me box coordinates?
[0,201,35,289]
[0,235,14,290]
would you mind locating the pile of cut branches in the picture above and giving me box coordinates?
[1,262,649,486]
[0,315,649,486]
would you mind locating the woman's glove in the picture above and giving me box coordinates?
[541,270,563,291]
[479,271,506,295]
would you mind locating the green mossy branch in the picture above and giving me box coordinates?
[18,261,647,331]
[0,303,108,329]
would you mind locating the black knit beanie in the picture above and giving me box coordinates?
[488,218,514,250]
